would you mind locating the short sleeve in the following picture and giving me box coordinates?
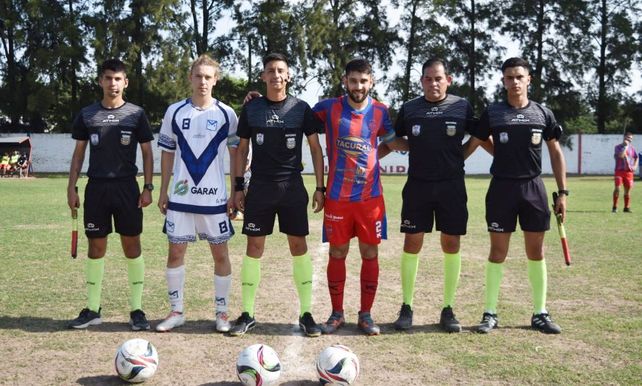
[158,106,177,151]
[136,111,154,144]
[394,105,406,137]
[303,103,323,136]
[472,109,491,140]
[71,112,88,140]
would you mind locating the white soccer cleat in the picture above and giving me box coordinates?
[155,311,185,332]
[216,311,231,332]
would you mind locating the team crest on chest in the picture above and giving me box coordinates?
[411,124,421,136]
[285,134,296,149]
[90,133,100,146]
[499,132,509,144]
[445,121,457,136]
[120,130,132,145]
[531,130,542,145]
[256,133,264,145]
[206,119,218,131]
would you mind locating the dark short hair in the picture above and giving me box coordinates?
[422,57,449,75]
[501,57,530,73]
[99,59,127,77]
[345,58,372,75]
[262,53,289,67]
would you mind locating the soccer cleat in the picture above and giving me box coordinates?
[129,309,150,331]
[623,207,632,213]
[531,313,561,334]
[439,306,462,333]
[298,312,322,337]
[612,207,617,213]
[155,311,185,332]
[229,312,256,336]
[321,311,345,335]
[215,311,231,333]
[476,312,498,333]
[68,307,102,329]
[393,304,413,331]
[357,311,380,336]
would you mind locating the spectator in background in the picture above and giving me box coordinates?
[612,132,638,213]
[17,152,29,178]
[0,152,9,176]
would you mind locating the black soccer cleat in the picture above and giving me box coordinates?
[439,306,462,333]
[229,312,256,336]
[393,304,413,331]
[298,312,322,337]
[129,309,150,331]
[476,312,498,334]
[531,313,561,334]
[68,307,102,329]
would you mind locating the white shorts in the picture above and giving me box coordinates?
[164,210,234,245]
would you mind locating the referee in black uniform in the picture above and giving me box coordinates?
[229,53,326,337]
[381,57,489,333]
[67,59,154,331]
[471,57,568,334]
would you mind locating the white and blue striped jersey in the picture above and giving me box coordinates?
[158,98,239,214]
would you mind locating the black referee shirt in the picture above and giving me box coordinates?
[474,101,559,179]
[395,94,474,181]
[72,102,154,179]
[238,95,322,182]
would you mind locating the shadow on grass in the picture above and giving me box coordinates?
[200,381,317,386]
[77,375,122,385]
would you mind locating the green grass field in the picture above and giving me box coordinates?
[0,175,640,385]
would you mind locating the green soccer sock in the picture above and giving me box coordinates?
[527,259,548,314]
[400,251,419,307]
[127,256,145,311]
[292,253,313,316]
[241,256,261,317]
[484,261,504,314]
[86,258,105,312]
[443,252,461,308]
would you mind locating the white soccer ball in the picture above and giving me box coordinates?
[236,343,282,386]
[114,338,159,383]
[316,344,360,386]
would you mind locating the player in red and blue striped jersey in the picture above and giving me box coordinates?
[313,58,406,335]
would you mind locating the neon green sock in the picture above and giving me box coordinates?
[241,256,261,317]
[127,256,145,311]
[484,261,504,314]
[292,253,313,316]
[86,258,104,312]
[443,252,461,308]
[400,252,419,306]
[527,259,547,314]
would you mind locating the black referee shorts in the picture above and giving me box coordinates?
[242,175,309,237]
[84,178,143,238]
[400,177,468,235]
[485,176,550,233]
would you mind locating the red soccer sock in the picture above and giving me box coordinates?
[613,192,619,208]
[624,194,631,208]
[327,256,346,313]
[360,256,379,313]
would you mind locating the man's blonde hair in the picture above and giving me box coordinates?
[190,54,220,77]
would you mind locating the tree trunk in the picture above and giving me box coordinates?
[469,0,476,112]
[402,0,418,103]
[596,0,607,133]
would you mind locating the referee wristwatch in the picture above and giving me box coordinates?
[316,186,326,193]
[557,189,569,196]
[143,183,154,192]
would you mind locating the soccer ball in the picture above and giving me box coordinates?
[114,338,159,383]
[236,343,282,386]
[316,344,360,386]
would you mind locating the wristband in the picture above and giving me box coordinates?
[316,186,326,193]
[234,177,245,192]
[557,189,569,196]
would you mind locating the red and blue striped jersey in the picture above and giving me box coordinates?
[313,95,395,202]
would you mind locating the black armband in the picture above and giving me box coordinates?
[234,176,245,192]
[315,186,326,193]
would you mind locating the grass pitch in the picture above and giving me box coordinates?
[0,175,640,385]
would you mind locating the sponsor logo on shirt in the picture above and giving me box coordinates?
[102,114,119,123]
[206,119,218,131]
[446,121,457,136]
[266,112,284,126]
[511,114,530,123]
[190,186,219,195]
[425,107,443,116]
[174,180,189,195]
[499,132,509,144]
[256,133,264,145]
[336,136,372,157]
[411,124,421,136]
